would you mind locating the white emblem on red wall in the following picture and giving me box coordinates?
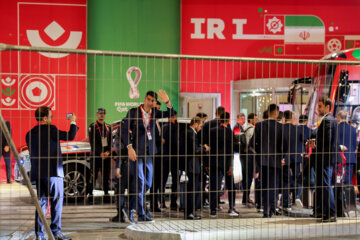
[19,75,55,109]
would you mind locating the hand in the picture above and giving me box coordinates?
[100,151,109,160]
[162,139,165,144]
[69,113,76,122]
[115,168,121,179]
[204,144,210,152]
[227,167,233,176]
[128,146,137,162]
[340,145,348,151]
[4,146,9,152]
[355,186,359,195]
[157,89,170,103]
[309,139,316,149]
[281,159,285,166]
[254,172,259,179]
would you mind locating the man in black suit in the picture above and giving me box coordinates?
[312,97,338,222]
[161,113,180,210]
[87,108,112,203]
[184,117,209,220]
[336,111,357,185]
[254,110,269,211]
[201,106,229,206]
[26,106,78,240]
[295,114,312,208]
[281,110,299,211]
[209,112,238,217]
[0,120,12,183]
[255,104,283,218]
[121,90,175,223]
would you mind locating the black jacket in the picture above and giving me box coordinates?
[209,125,234,170]
[254,119,283,168]
[26,124,78,180]
[0,121,11,148]
[315,114,339,166]
[88,121,112,157]
[185,127,206,174]
[121,105,175,157]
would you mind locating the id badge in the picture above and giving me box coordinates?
[147,130,152,140]
[102,137,108,147]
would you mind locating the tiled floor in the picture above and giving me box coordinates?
[1,182,360,240]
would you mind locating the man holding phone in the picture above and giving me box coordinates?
[26,106,78,240]
[87,108,113,203]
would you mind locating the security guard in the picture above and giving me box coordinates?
[87,108,112,203]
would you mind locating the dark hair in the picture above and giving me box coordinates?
[299,114,308,123]
[196,112,208,118]
[284,110,293,121]
[215,106,225,116]
[248,113,256,122]
[156,100,161,106]
[219,112,230,124]
[35,106,51,123]
[277,111,284,121]
[190,116,201,126]
[145,91,158,100]
[318,97,333,111]
[268,104,279,115]
[262,110,269,120]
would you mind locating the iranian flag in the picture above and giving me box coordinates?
[284,15,325,56]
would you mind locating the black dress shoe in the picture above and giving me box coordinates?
[111,213,125,223]
[321,216,337,222]
[7,179,11,184]
[151,207,162,212]
[54,232,71,240]
[170,204,178,211]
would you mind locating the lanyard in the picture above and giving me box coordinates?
[95,121,108,137]
[140,105,152,130]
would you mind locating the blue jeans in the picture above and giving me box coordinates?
[315,165,336,217]
[290,162,303,200]
[343,164,354,186]
[129,157,153,216]
[35,177,64,237]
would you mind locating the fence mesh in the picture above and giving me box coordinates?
[1,44,360,239]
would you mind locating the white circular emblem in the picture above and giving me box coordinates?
[25,81,48,103]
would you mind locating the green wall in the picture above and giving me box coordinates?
[87,0,180,125]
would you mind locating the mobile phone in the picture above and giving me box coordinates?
[66,113,73,120]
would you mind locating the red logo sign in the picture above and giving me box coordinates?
[18,2,86,74]
[19,74,55,109]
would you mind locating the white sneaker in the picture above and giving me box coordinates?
[228,209,239,217]
[295,199,303,208]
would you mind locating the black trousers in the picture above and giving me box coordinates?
[149,155,163,208]
[240,155,254,203]
[1,150,11,181]
[87,157,111,195]
[115,158,128,214]
[185,172,200,216]
[261,166,280,216]
[210,166,235,211]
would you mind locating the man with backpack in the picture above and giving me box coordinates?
[237,113,258,207]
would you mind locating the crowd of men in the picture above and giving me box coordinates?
[25,91,360,238]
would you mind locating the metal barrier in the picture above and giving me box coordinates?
[1,43,360,239]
